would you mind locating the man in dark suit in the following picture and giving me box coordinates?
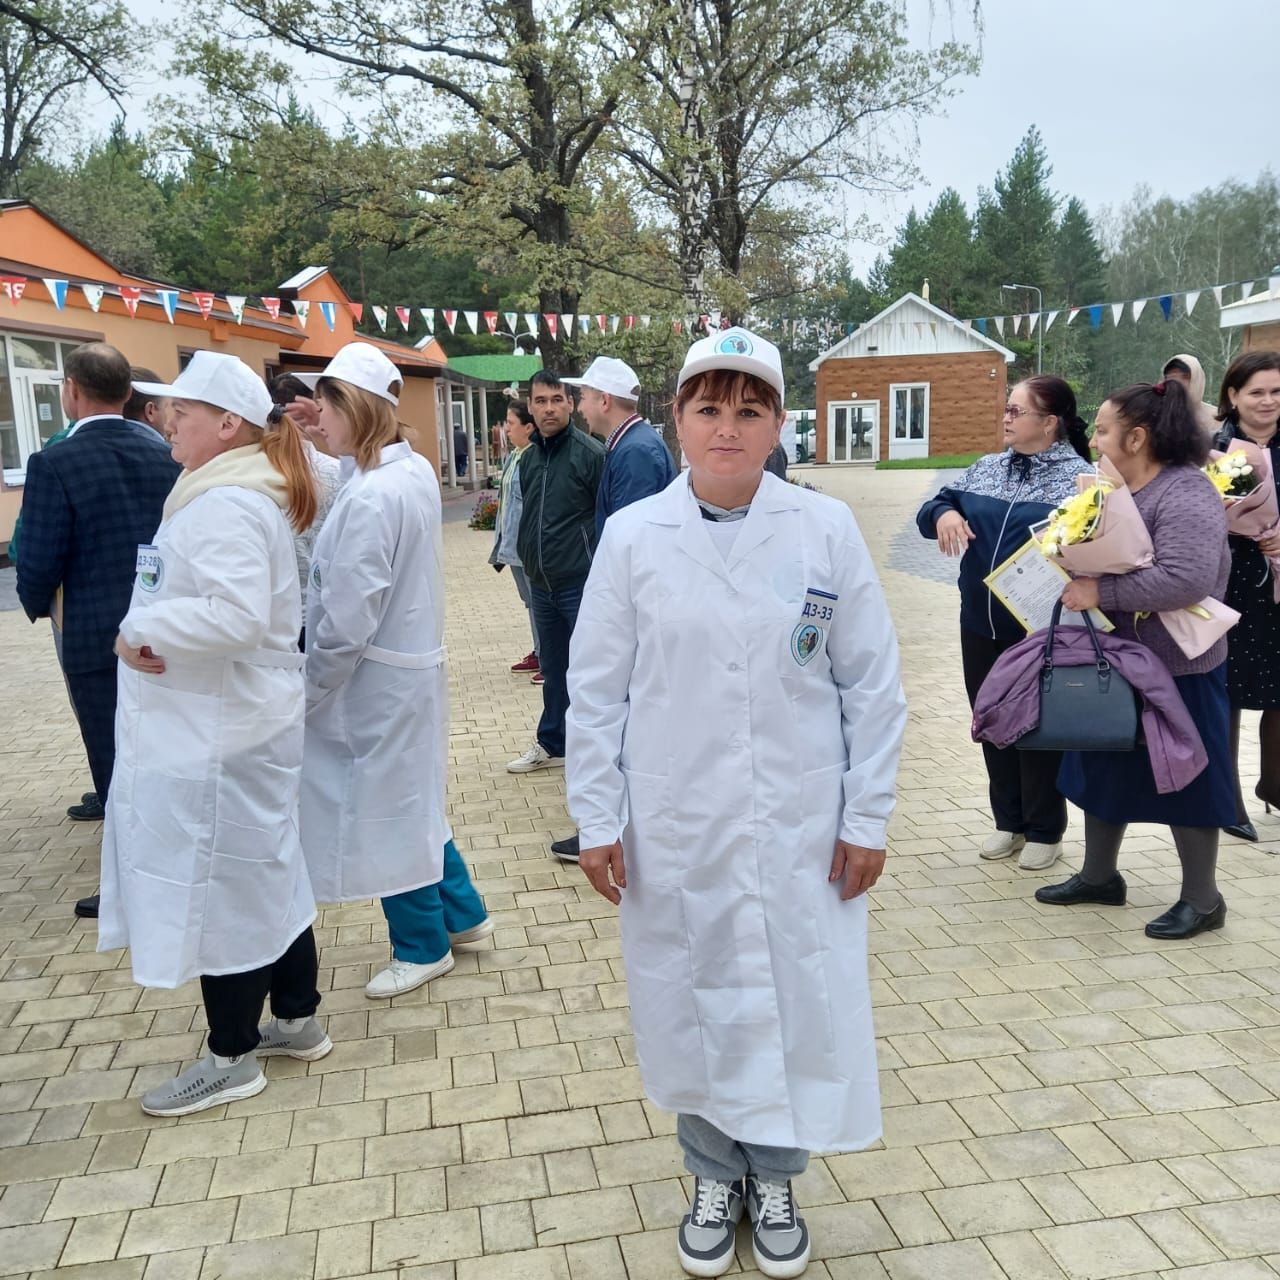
[16,343,180,917]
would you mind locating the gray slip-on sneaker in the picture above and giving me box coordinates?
[140,1053,266,1117]
[256,1017,333,1061]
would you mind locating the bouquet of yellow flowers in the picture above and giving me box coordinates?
[1204,439,1280,601]
[1035,457,1237,659]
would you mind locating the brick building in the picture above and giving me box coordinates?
[809,292,1013,464]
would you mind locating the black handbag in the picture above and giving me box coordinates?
[1016,602,1140,753]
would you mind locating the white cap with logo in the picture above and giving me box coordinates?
[562,356,641,400]
[676,326,785,402]
[132,351,274,428]
[296,342,402,406]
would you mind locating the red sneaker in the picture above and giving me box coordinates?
[511,652,539,673]
[531,671,544,685]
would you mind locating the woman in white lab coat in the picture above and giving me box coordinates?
[567,329,907,1280]
[298,343,491,1000]
[99,351,330,1119]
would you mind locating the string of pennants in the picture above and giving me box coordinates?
[0,274,746,338]
[963,273,1280,339]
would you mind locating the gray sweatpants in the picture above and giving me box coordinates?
[677,1114,809,1185]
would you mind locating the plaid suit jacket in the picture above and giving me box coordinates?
[16,417,180,674]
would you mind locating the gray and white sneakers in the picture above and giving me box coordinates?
[140,1053,266,1117]
[256,1017,334,1061]
[677,1177,744,1277]
[746,1177,810,1279]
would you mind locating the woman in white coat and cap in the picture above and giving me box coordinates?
[567,328,907,1279]
[99,351,329,1117]
[297,343,492,999]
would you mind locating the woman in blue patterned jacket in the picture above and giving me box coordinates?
[916,375,1094,872]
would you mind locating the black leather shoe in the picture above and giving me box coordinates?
[550,834,580,862]
[74,893,100,919]
[1145,898,1226,940]
[1035,872,1126,907]
[82,791,97,805]
[67,796,105,821]
[1223,821,1258,842]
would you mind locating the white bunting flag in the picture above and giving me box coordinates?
[579,315,591,335]
[1132,299,1148,322]
[42,278,68,310]
[504,311,518,334]
[294,299,311,327]
[1067,308,1080,325]
[371,306,388,332]
[1241,281,1254,301]
[1212,285,1224,307]
[418,308,434,333]
[610,315,620,334]
[1027,313,1038,335]
[157,289,179,323]
[1044,310,1059,331]
[1111,302,1124,326]
[82,284,105,312]
[993,316,1004,337]
[395,306,411,332]
[560,312,574,335]
[641,315,651,329]
[523,312,538,335]
[463,310,479,334]
[226,295,246,324]
[1184,290,1200,315]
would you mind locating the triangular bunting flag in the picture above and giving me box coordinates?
[673,320,683,335]
[543,313,558,338]
[624,315,635,331]
[1044,310,1059,331]
[82,284,105,312]
[294,299,312,327]
[1241,281,1254,301]
[523,312,538,335]
[120,285,142,317]
[419,308,435,334]
[610,315,620,334]
[156,289,179,323]
[1110,302,1124,326]
[1088,305,1104,329]
[640,315,651,329]
[993,316,1004,337]
[1184,290,1200,315]
[261,296,281,320]
[0,276,26,305]
[483,311,498,334]
[372,306,388,332]
[347,302,364,324]
[463,310,479,334]
[975,318,988,335]
[1027,313,1038,335]
[42,278,68,310]
[1158,295,1172,320]
[444,309,457,334]
[226,295,246,325]
[1212,285,1224,307]
[504,311,518,334]
[579,315,591,335]
[319,301,336,331]
[395,306,411,332]
[192,291,215,320]
[1132,299,1148,322]
[1067,308,1080,325]
[595,314,606,333]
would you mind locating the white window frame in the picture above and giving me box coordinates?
[2,334,78,486]
[826,399,879,464]
[889,382,930,446]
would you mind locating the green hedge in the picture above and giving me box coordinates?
[875,453,981,471]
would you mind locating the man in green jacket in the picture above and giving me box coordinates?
[507,371,605,797]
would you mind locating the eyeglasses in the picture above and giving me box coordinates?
[1002,404,1045,420]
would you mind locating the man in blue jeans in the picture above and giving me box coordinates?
[506,372,605,865]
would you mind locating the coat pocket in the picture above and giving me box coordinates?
[620,768,680,888]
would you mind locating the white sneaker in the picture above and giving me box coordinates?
[448,918,495,949]
[1019,841,1063,871]
[365,954,455,999]
[507,742,565,774]
[979,831,1025,860]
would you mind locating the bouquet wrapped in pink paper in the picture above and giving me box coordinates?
[1035,457,1239,660]
[1204,439,1280,601]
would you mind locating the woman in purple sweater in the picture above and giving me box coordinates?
[1037,380,1234,940]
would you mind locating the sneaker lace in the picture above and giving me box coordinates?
[386,960,418,980]
[692,1179,733,1226]
[755,1180,794,1227]
[521,743,544,763]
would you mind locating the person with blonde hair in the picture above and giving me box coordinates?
[98,351,327,1116]
[297,343,492,998]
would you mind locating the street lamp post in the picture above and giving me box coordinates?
[1001,282,1043,374]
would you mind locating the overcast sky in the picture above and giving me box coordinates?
[108,0,1274,275]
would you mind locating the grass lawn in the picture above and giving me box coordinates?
[876,453,980,471]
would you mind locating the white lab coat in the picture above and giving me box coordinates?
[301,441,449,902]
[99,487,315,989]
[566,472,907,1151]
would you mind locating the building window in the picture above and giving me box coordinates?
[890,383,929,443]
[1,333,73,483]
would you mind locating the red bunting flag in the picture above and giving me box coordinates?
[596,314,606,333]
[347,302,364,323]
[262,296,281,319]
[624,315,635,330]
[0,276,26,305]
[483,311,498,334]
[395,306,411,331]
[192,291,215,320]
[543,313,558,337]
[120,285,142,317]
[443,309,457,334]
[673,319,682,334]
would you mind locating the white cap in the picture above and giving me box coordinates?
[562,356,641,400]
[132,351,273,428]
[296,342,402,406]
[676,327,785,401]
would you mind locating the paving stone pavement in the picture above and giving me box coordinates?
[2,467,1280,1280]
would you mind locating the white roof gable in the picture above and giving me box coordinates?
[278,266,331,291]
[1219,286,1280,330]
[810,292,1014,369]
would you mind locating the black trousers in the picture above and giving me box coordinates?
[200,926,321,1058]
[961,628,1067,844]
[63,666,118,801]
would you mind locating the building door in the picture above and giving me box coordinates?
[826,400,879,463]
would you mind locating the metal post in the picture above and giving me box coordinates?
[1001,282,1043,373]
[444,382,457,488]
[462,381,476,488]
[478,385,492,481]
